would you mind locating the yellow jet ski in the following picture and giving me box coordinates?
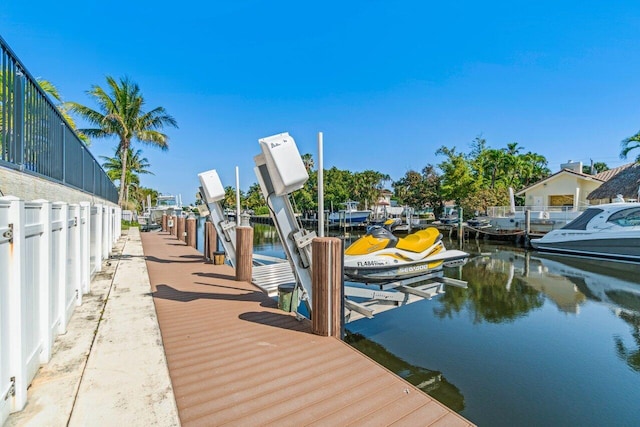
[344,219,469,282]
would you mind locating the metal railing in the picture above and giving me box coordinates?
[0,36,118,203]
[486,203,589,221]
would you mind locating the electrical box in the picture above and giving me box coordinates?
[258,132,308,196]
[198,169,225,202]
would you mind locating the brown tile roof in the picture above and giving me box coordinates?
[593,162,635,182]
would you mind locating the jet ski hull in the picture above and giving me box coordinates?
[344,249,469,282]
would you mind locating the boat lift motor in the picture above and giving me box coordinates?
[198,169,237,267]
[254,132,316,313]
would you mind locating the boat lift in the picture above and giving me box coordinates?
[197,170,238,267]
[198,169,297,292]
[198,132,467,322]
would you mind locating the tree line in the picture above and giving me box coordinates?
[220,136,612,219]
[28,75,640,216]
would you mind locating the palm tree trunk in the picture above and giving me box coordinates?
[118,141,130,207]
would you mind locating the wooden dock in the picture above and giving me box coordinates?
[141,231,474,426]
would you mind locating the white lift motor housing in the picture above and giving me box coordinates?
[198,169,226,203]
[258,132,308,196]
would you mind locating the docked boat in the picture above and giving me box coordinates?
[329,201,372,226]
[140,194,184,231]
[530,202,640,262]
[344,220,469,282]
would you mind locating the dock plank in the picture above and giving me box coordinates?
[141,232,474,426]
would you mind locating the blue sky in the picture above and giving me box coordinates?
[3,1,640,204]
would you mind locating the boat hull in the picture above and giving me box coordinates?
[531,234,640,262]
[329,211,371,225]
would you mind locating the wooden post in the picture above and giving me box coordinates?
[235,226,253,282]
[204,221,210,261]
[525,209,531,247]
[169,215,177,236]
[457,207,464,247]
[162,214,167,232]
[177,216,186,242]
[186,217,196,248]
[312,237,343,338]
[205,221,217,261]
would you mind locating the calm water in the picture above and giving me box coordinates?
[198,220,640,426]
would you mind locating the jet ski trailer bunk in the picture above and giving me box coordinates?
[197,132,468,323]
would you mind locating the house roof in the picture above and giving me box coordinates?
[587,162,640,200]
[514,168,606,196]
[592,162,634,182]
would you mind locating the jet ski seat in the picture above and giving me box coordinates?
[395,227,442,253]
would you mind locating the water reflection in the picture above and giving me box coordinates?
[437,252,546,324]
[525,253,640,373]
[344,331,466,411]
[215,222,640,424]
[445,243,640,322]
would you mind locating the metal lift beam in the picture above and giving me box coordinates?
[253,154,315,309]
[198,186,237,268]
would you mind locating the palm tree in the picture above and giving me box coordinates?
[101,147,154,210]
[36,78,90,144]
[101,147,153,181]
[67,76,178,207]
[301,153,315,172]
[621,132,640,162]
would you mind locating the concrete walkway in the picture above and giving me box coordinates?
[5,228,179,427]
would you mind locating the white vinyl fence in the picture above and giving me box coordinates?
[0,196,120,423]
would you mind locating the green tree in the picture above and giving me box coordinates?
[100,147,154,210]
[37,78,90,144]
[245,183,266,211]
[621,131,640,162]
[324,167,354,211]
[353,170,390,209]
[436,146,476,205]
[222,186,243,211]
[422,164,445,217]
[582,162,609,174]
[301,153,315,172]
[393,170,425,208]
[68,76,178,207]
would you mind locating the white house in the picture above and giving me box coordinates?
[515,161,605,211]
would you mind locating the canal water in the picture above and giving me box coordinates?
[197,220,640,426]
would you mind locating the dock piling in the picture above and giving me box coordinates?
[204,221,217,262]
[186,216,196,248]
[311,237,343,338]
[235,226,253,282]
[170,215,177,236]
[177,216,186,242]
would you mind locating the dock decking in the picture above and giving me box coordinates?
[141,231,474,426]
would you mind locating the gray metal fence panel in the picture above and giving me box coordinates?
[0,36,117,203]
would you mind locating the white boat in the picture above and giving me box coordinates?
[344,222,469,282]
[530,202,640,262]
[140,194,184,230]
[329,201,371,225]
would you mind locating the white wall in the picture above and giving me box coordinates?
[523,174,601,208]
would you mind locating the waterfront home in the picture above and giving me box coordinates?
[514,161,606,211]
[487,161,629,232]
